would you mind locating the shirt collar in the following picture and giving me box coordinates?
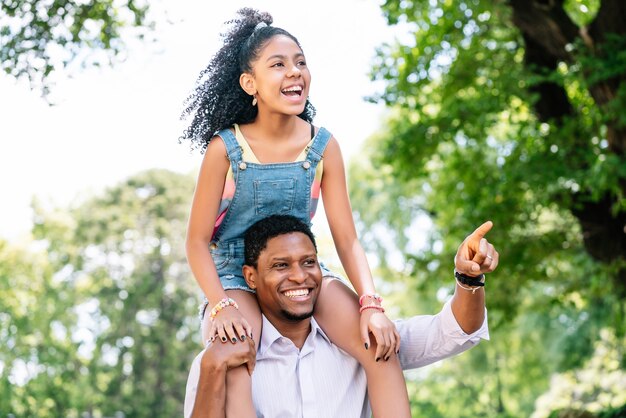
[258,315,331,358]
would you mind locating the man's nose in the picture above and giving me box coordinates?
[288,266,306,283]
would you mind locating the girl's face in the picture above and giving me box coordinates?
[248,35,311,115]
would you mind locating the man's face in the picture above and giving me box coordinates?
[244,232,322,324]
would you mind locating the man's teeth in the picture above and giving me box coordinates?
[284,289,309,297]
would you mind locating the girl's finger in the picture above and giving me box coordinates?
[233,322,247,342]
[394,329,401,355]
[384,331,395,360]
[372,329,388,361]
[208,323,218,343]
[216,326,228,343]
[225,322,239,344]
[361,318,371,351]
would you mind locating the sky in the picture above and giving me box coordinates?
[0,0,403,242]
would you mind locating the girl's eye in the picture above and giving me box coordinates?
[271,62,284,67]
[298,60,307,66]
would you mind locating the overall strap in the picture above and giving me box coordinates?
[306,126,331,168]
[216,128,243,170]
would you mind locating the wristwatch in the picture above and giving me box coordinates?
[454,270,485,287]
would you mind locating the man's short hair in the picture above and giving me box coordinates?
[244,215,317,268]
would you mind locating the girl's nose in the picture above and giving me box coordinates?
[287,65,301,78]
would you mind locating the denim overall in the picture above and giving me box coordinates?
[208,126,333,296]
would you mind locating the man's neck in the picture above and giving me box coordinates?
[267,315,312,350]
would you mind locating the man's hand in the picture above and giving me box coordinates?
[454,221,499,276]
[201,335,256,376]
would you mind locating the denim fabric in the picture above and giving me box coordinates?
[210,126,332,292]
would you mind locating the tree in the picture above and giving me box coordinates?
[349,0,626,416]
[0,239,86,417]
[367,0,625,286]
[0,0,153,96]
[1,169,200,417]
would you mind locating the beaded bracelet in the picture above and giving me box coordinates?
[359,304,385,314]
[359,293,383,307]
[209,297,239,320]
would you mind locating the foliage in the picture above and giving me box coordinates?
[349,0,626,416]
[0,0,154,96]
[531,330,626,418]
[0,239,84,417]
[0,169,201,417]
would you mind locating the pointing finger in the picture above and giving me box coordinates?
[471,220,493,240]
[467,221,493,251]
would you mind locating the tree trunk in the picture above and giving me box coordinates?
[509,0,626,290]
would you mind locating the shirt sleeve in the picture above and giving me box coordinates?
[396,299,489,370]
[183,349,205,418]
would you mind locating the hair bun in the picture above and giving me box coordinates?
[258,11,273,26]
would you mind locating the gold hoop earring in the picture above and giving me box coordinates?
[252,95,257,106]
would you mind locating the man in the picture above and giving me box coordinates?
[185,214,498,418]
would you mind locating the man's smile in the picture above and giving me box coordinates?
[282,287,312,300]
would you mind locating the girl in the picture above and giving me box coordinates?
[181,8,411,417]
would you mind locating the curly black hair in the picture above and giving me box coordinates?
[244,214,317,268]
[179,8,316,153]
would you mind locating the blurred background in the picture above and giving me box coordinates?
[1,0,625,417]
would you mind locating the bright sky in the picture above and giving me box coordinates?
[0,0,401,242]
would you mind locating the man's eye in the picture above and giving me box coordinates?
[303,259,316,265]
[273,263,287,268]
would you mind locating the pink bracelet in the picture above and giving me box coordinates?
[359,304,385,314]
[359,293,383,306]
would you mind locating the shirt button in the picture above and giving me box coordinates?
[239,161,247,170]
[302,161,311,170]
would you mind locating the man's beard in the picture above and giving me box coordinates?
[280,308,314,322]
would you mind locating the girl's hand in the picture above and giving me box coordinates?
[208,306,253,345]
[360,309,401,362]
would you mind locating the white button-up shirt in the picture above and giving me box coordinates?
[185,300,489,418]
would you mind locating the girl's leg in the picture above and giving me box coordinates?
[201,290,261,418]
[315,278,411,418]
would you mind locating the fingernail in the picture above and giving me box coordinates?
[384,356,390,361]
[231,337,237,343]
[375,357,380,362]
[240,335,246,341]
[221,337,227,342]
[396,350,400,354]
[364,343,369,350]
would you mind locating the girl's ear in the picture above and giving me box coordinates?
[242,265,257,289]
[239,72,256,96]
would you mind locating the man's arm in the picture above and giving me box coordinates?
[185,339,256,418]
[451,221,499,333]
[395,222,498,369]
[191,352,227,418]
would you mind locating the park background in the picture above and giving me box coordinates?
[1,0,625,417]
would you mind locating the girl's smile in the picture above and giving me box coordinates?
[251,35,311,113]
